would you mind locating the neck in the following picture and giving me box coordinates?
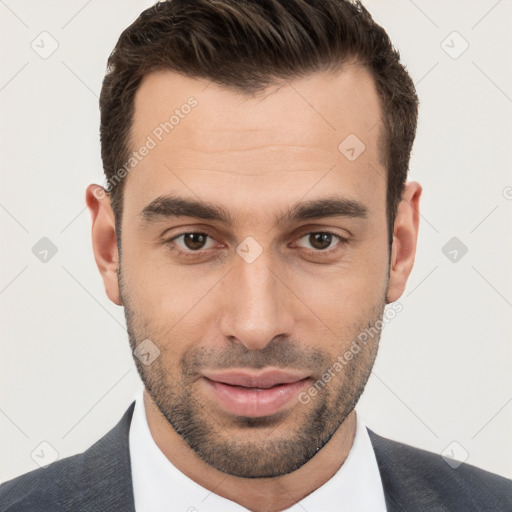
[143,389,357,512]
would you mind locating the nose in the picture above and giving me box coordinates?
[218,249,295,351]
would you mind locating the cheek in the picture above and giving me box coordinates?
[289,256,388,350]
[121,246,221,350]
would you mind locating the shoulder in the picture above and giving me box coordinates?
[367,428,512,511]
[0,402,136,512]
[0,450,88,512]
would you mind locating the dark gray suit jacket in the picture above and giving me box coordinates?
[1,401,511,511]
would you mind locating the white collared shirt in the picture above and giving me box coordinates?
[129,386,387,511]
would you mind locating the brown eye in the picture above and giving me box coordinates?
[295,231,345,252]
[182,232,209,250]
[166,231,217,255]
[309,233,333,250]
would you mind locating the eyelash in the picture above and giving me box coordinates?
[164,229,348,258]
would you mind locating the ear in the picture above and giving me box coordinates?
[386,181,422,303]
[85,184,122,306]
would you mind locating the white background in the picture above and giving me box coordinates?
[1,0,511,484]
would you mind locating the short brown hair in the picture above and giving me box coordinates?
[99,0,418,244]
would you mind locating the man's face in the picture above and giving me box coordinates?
[118,65,389,478]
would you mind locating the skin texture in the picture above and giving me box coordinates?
[86,64,421,512]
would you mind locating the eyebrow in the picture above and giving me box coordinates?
[140,194,368,227]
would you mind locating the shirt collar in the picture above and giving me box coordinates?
[129,386,387,511]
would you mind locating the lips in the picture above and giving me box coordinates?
[202,369,309,388]
[201,369,311,417]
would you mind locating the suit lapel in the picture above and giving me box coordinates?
[367,427,451,512]
[367,427,408,512]
[69,401,137,512]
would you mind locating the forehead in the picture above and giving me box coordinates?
[124,65,385,222]
[132,64,382,156]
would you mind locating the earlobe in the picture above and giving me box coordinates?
[386,181,422,304]
[85,184,122,306]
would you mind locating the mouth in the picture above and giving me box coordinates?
[201,369,312,418]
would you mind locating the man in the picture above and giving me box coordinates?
[1,0,511,510]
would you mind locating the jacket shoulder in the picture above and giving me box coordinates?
[0,402,136,512]
[367,428,512,511]
[0,450,89,511]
